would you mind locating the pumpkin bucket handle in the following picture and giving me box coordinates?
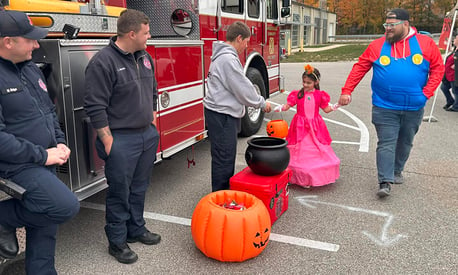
[268,110,284,121]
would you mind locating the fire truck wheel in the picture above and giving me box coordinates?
[240,68,266,137]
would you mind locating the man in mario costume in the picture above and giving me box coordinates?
[338,8,444,198]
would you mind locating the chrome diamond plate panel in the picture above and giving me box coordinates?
[127,0,200,39]
[27,12,118,34]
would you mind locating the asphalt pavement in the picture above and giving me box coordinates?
[1,62,457,275]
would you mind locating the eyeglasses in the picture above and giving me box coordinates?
[383,21,404,29]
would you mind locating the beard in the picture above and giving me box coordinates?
[386,30,405,44]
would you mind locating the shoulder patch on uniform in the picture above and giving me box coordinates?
[38,78,48,92]
[143,58,152,70]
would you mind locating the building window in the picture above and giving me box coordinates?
[314,18,321,44]
[292,25,299,47]
[303,25,308,46]
[266,0,278,19]
[304,15,311,25]
[248,0,260,18]
[222,0,243,14]
[322,19,327,43]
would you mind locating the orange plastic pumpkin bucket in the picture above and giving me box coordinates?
[266,119,288,138]
[191,190,271,262]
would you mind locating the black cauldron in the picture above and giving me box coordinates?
[245,137,290,176]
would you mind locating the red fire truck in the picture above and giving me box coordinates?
[1,0,291,200]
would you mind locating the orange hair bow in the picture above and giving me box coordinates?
[304,64,314,75]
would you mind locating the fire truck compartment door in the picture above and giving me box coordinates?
[148,41,205,158]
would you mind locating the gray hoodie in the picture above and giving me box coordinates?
[203,41,266,118]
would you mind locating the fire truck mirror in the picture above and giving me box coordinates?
[281,8,291,18]
[281,0,291,18]
[171,9,193,37]
[282,0,291,8]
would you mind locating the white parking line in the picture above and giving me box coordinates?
[266,102,369,152]
[335,107,369,152]
[269,233,339,252]
[81,201,340,252]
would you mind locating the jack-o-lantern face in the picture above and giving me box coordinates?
[253,228,270,248]
[191,190,272,262]
[266,119,288,138]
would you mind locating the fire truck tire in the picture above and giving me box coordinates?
[240,68,266,137]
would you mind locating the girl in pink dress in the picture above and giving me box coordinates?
[280,65,340,188]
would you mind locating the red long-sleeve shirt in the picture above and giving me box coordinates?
[444,52,455,82]
[342,27,444,99]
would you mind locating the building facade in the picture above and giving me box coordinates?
[280,0,336,55]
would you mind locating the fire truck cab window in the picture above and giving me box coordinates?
[222,0,243,14]
[266,0,278,19]
[248,0,260,18]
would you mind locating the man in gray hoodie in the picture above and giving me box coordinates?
[204,21,271,192]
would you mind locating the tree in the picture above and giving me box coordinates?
[325,0,456,34]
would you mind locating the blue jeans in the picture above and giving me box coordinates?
[95,125,159,245]
[204,108,239,192]
[0,166,80,275]
[371,106,424,184]
[440,80,458,110]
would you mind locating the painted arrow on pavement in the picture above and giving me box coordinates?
[296,195,407,246]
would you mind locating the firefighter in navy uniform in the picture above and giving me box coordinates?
[84,9,161,264]
[0,10,80,275]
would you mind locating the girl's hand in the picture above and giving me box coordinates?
[281,104,291,111]
[331,103,341,111]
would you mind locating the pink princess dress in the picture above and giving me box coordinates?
[286,89,340,187]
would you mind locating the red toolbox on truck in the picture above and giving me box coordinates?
[230,167,291,225]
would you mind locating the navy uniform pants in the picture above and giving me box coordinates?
[0,166,80,275]
[95,125,159,245]
[204,108,240,192]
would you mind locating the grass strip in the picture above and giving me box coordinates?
[282,44,369,62]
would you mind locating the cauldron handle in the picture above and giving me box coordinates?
[245,151,253,165]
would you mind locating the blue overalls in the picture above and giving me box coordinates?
[372,36,429,111]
